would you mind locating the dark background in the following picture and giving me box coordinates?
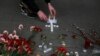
[0,0,100,56]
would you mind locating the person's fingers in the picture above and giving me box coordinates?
[39,15,44,21]
[53,9,56,16]
[50,9,56,16]
[37,10,48,21]
[39,17,43,21]
[50,10,53,16]
[43,15,48,21]
[40,14,48,21]
[52,9,56,16]
[51,10,55,16]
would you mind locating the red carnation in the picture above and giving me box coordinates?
[26,47,32,54]
[84,38,93,49]
[33,26,42,32]
[3,34,9,40]
[20,37,27,45]
[18,46,23,54]
[6,39,14,46]
[14,39,21,46]
[57,46,67,54]
[6,45,12,51]
[0,36,5,43]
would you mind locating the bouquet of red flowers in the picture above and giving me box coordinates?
[50,45,67,56]
[0,31,33,56]
[0,25,43,56]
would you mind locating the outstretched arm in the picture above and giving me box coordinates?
[22,0,39,14]
[22,0,48,21]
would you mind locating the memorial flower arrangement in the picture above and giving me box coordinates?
[0,30,32,56]
[0,24,43,56]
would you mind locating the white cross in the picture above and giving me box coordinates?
[45,16,59,32]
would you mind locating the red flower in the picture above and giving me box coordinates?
[33,26,42,32]
[6,39,14,46]
[26,47,32,54]
[0,36,5,43]
[6,45,12,51]
[18,46,23,54]
[20,37,27,45]
[84,38,93,49]
[57,46,67,54]
[3,34,8,38]
[14,39,22,46]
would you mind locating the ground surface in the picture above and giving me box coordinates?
[0,0,100,56]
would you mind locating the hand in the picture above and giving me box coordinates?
[37,10,48,21]
[48,3,56,16]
